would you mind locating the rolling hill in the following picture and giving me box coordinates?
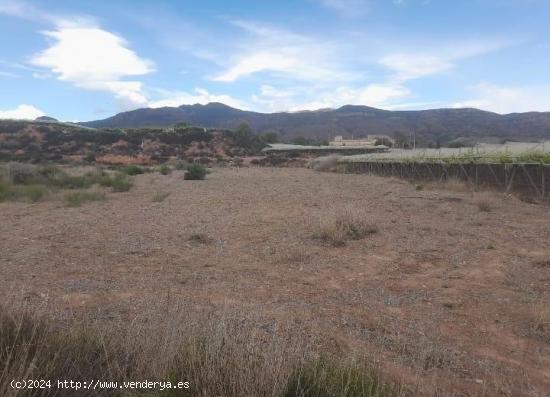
[80,103,550,146]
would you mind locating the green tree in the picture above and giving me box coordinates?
[260,131,279,144]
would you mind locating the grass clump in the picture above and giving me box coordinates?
[184,164,208,180]
[0,180,48,203]
[64,191,106,207]
[122,165,144,176]
[159,164,172,175]
[313,208,378,247]
[285,359,398,397]
[152,191,170,202]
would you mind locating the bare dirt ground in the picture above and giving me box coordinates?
[1,167,549,395]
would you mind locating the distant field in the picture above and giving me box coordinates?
[1,166,549,395]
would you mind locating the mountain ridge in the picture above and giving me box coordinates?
[80,103,550,146]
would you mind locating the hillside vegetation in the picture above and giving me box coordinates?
[0,120,274,164]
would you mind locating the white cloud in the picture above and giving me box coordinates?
[293,83,410,111]
[453,82,550,114]
[30,23,154,108]
[0,104,44,119]
[0,70,19,78]
[212,20,357,83]
[316,0,370,16]
[32,71,50,79]
[0,0,30,18]
[380,39,511,82]
[253,82,410,112]
[379,54,453,81]
[148,88,246,109]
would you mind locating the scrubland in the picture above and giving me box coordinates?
[1,166,549,396]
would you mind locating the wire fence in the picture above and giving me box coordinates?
[343,160,550,200]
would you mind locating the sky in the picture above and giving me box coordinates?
[1,0,549,121]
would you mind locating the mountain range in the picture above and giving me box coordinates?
[80,103,550,146]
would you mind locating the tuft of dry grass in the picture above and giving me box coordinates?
[476,200,493,212]
[151,191,170,202]
[313,207,378,247]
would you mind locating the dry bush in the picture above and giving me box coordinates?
[313,207,378,246]
[310,155,341,172]
[189,233,215,245]
[473,192,498,212]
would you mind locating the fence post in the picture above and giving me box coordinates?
[542,164,546,199]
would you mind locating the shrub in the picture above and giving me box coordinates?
[159,164,172,175]
[4,162,40,184]
[64,191,106,207]
[313,208,378,247]
[184,164,207,180]
[122,165,144,176]
[111,174,132,192]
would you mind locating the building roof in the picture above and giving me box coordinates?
[262,143,389,153]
